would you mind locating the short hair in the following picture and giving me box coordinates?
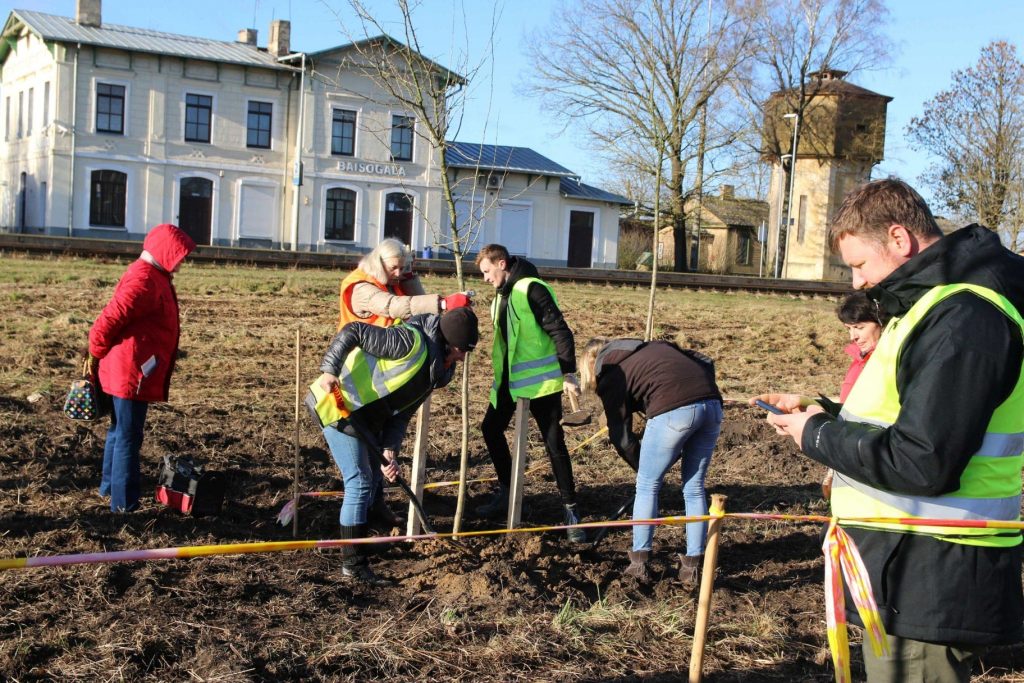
[836,291,888,327]
[828,178,942,252]
[358,238,410,283]
[475,243,510,266]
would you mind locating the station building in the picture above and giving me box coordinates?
[0,0,629,267]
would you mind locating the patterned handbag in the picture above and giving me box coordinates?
[62,357,106,422]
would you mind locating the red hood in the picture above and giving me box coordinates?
[143,224,195,272]
[844,341,872,361]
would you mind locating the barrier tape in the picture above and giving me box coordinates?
[6,512,1018,683]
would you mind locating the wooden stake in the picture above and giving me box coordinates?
[452,359,471,534]
[689,493,727,682]
[292,328,301,539]
[406,396,431,536]
[506,397,530,529]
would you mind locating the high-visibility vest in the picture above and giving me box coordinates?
[489,277,564,406]
[832,283,1024,547]
[337,268,408,330]
[310,322,428,426]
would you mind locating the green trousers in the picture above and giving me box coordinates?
[862,636,986,683]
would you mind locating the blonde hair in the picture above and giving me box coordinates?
[358,238,410,284]
[578,337,610,394]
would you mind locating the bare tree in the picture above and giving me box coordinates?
[907,41,1024,251]
[334,0,499,531]
[740,0,892,274]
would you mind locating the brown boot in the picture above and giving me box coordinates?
[678,553,703,587]
[624,550,650,581]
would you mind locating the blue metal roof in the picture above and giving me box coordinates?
[3,10,291,70]
[446,141,576,177]
[560,178,632,205]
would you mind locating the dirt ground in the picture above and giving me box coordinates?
[2,254,1024,681]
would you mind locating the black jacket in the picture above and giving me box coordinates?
[493,256,576,391]
[318,314,455,452]
[596,340,721,470]
[803,225,1024,645]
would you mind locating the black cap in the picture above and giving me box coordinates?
[440,307,479,351]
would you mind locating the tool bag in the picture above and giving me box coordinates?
[155,455,225,516]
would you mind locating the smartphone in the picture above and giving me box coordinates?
[754,399,784,415]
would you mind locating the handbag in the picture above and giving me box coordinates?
[62,357,108,422]
[155,455,225,516]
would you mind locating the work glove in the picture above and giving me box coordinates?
[442,292,472,311]
[563,373,581,399]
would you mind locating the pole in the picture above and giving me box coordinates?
[289,53,306,252]
[292,328,300,538]
[689,493,727,682]
[780,113,799,279]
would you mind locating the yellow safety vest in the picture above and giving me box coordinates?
[309,322,428,426]
[832,283,1024,547]
[489,277,564,406]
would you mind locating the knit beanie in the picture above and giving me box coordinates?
[439,307,479,351]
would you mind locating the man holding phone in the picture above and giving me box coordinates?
[753,178,1024,682]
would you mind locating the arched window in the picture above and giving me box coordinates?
[325,187,356,241]
[89,170,127,227]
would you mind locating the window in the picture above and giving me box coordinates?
[797,194,807,243]
[89,170,127,227]
[26,88,33,136]
[736,230,753,266]
[184,93,212,143]
[4,97,9,141]
[247,101,272,149]
[42,82,50,128]
[96,83,125,134]
[390,114,413,161]
[17,91,23,138]
[325,188,356,241]
[331,109,356,156]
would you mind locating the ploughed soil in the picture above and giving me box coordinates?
[2,255,1024,681]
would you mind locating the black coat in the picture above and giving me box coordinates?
[804,225,1024,645]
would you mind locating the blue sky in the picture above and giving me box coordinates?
[4,0,1023,206]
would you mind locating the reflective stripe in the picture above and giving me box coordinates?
[510,367,563,390]
[975,432,1024,458]
[832,472,1022,521]
[511,354,559,375]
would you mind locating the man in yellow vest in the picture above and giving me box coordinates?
[754,178,1024,682]
[474,243,586,542]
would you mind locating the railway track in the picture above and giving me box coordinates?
[0,233,852,297]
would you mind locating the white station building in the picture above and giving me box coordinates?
[0,1,629,267]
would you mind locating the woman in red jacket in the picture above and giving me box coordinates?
[89,224,195,512]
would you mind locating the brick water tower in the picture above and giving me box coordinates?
[763,69,892,280]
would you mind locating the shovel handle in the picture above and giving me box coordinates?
[567,391,581,413]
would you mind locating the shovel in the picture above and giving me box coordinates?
[562,391,591,427]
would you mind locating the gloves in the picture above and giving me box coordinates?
[442,292,472,311]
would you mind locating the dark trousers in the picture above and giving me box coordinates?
[481,389,576,504]
[861,636,985,683]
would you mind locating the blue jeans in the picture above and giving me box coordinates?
[322,425,380,526]
[632,400,722,555]
[100,397,149,512]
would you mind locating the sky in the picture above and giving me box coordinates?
[3,0,1023,206]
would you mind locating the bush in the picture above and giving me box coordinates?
[617,228,652,270]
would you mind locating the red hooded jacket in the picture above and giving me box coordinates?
[89,224,195,402]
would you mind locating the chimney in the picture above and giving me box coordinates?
[269,20,291,57]
[237,28,258,46]
[76,0,101,27]
[720,184,735,200]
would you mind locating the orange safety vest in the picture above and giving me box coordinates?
[337,267,408,330]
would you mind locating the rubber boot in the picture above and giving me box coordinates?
[367,488,405,530]
[340,524,391,586]
[475,483,510,519]
[677,553,703,588]
[563,503,587,543]
[624,550,650,581]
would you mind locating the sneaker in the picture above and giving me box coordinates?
[563,503,587,543]
[475,484,510,519]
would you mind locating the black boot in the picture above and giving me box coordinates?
[367,491,405,530]
[475,483,510,519]
[340,524,391,586]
